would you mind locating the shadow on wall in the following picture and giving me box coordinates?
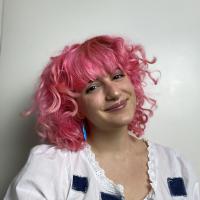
[1,103,39,199]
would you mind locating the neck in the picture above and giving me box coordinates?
[87,125,136,155]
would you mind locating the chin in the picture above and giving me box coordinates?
[108,114,134,127]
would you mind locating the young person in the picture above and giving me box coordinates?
[4,35,199,200]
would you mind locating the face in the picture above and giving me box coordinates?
[77,68,136,131]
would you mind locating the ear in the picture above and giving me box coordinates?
[76,104,86,119]
[77,111,85,120]
[76,97,86,119]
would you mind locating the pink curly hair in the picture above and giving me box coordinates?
[26,35,158,151]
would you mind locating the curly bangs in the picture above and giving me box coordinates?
[26,35,158,151]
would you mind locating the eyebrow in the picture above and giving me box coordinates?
[87,69,124,84]
[88,80,97,84]
[88,77,102,84]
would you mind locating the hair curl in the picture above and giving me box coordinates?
[26,35,159,151]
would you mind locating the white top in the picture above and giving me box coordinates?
[4,138,200,200]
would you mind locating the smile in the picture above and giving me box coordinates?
[105,99,127,112]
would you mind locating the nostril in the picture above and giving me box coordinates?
[105,87,121,101]
[105,95,119,101]
[105,90,120,101]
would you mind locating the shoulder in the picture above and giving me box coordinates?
[148,141,194,171]
[4,144,97,200]
[147,140,200,199]
[22,144,72,174]
[28,144,70,161]
[7,143,90,184]
[4,144,74,200]
[26,144,89,174]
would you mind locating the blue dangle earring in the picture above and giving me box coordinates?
[82,123,87,141]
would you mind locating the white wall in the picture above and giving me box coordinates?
[0,0,199,198]
[0,0,3,52]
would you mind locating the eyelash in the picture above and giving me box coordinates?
[86,85,97,93]
[85,71,125,94]
[112,72,125,80]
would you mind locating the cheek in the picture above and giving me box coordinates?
[132,87,136,100]
[125,79,135,96]
[126,81,136,108]
[79,95,103,117]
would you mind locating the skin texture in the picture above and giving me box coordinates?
[77,68,137,153]
[31,35,157,150]
[77,68,151,200]
[77,68,136,133]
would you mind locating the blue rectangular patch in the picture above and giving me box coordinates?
[167,177,187,196]
[72,175,88,193]
[101,192,122,200]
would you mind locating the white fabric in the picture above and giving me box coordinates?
[4,138,200,200]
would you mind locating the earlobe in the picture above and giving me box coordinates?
[76,104,86,119]
[76,98,86,119]
[76,111,85,120]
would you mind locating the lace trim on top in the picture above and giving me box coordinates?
[83,134,156,200]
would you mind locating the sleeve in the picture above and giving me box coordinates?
[176,152,200,200]
[4,145,71,200]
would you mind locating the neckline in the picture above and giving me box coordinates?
[83,132,156,199]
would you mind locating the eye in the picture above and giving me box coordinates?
[85,85,97,94]
[112,70,125,80]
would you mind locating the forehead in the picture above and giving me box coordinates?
[71,60,123,92]
[67,40,127,92]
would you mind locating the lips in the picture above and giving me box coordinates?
[105,99,127,112]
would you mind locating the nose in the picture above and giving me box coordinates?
[104,81,121,101]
